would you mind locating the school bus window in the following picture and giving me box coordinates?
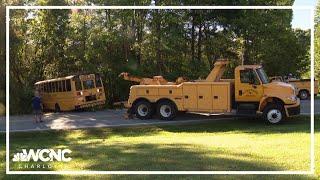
[55,81,59,92]
[49,82,52,93]
[95,75,102,88]
[75,78,82,91]
[61,81,64,92]
[50,82,53,92]
[51,82,54,92]
[83,80,95,89]
[61,80,65,92]
[96,79,102,87]
[57,81,60,92]
[58,81,61,92]
[52,82,56,93]
[58,81,62,92]
[56,81,58,92]
[66,79,71,91]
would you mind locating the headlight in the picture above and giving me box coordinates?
[286,95,296,102]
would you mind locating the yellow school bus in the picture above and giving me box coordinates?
[34,74,106,112]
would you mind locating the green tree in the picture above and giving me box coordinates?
[3,0,310,114]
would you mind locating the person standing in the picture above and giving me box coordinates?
[32,91,43,123]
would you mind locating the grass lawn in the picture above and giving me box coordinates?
[0,115,319,179]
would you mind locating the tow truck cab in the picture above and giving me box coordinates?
[234,65,300,123]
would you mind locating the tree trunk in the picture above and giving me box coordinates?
[197,20,202,63]
[82,12,86,62]
[156,11,162,75]
[243,37,249,65]
[191,10,196,64]
[155,0,163,74]
[135,10,143,65]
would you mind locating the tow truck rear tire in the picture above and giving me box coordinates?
[157,101,177,120]
[134,100,153,120]
[298,90,309,100]
[262,103,285,124]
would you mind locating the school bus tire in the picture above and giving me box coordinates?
[55,103,61,113]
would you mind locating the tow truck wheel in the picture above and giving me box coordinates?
[298,90,309,100]
[157,101,177,120]
[263,103,285,124]
[134,100,153,120]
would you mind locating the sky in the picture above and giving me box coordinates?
[292,0,317,29]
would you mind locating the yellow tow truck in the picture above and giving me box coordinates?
[120,60,300,124]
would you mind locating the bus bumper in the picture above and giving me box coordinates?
[284,98,300,117]
[75,100,105,109]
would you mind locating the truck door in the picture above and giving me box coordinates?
[197,84,212,111]
[183,83,198,110]
[236,68,263,102]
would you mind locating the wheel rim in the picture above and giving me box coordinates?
[267,109,282,123]
[137,104,149,116]
[160,105,172,118]
[300,91,308,99]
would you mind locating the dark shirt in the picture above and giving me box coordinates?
[32,97,41,110]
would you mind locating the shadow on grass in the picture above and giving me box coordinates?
[159,115,312,135]
[0,132,315,179]
[75,114,312,138]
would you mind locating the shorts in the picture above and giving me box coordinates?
[33,109,42,115]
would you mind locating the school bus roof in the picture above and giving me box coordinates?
[34,75,75,85]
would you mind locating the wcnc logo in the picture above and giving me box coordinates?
[12,149,72,162]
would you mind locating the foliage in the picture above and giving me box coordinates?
[0,0,311,114]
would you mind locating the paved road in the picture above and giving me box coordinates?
[0,99,318,132]
[300,99,320,115]
[0,109,243,132]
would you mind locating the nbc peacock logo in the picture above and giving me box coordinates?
[12,149,72,162]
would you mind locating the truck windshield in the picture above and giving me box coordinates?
[256,68,269,84]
